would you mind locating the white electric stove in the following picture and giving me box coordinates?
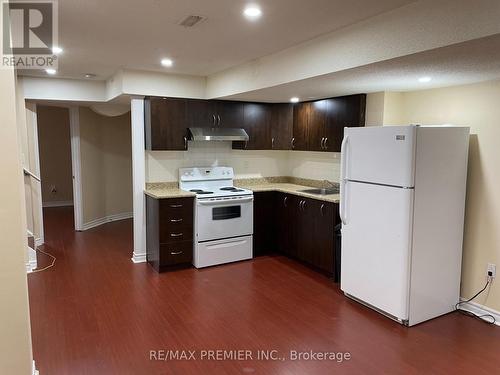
[179,167,254,268]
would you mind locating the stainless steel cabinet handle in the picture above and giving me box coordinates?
[291,137,296,149]
[320,203,325,216]
[217,114,221,126]
[170,233,183,237]
[212,114,216,127]
[271,137,274,149]
[283,196,288,207]
[324,137,328,149]
[321,137,325,149]
[302,200,306,210]
[183,136,187,150]
[170,218,183,223]
[170,250,183,255]
[170,204,183,208]
[299,200,305,211]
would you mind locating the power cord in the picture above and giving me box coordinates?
[30,247,56,273]
[455,279,496,325]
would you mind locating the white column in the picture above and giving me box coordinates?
[131,98,147,263]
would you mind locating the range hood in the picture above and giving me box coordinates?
[188,127,249,142]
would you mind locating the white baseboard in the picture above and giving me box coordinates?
[26,246,37,273]
[458,298,500,326]
[131,251,146,263]
[35,237,44,247]
[81,212,133,231]
[43,200,74,208]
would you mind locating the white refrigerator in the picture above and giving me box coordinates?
[340,125,470,326]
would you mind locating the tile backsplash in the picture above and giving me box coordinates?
[146,141,341,183]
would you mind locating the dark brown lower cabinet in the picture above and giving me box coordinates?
[146,195,194,272]
[253,191,277,257]
[253,192,339,277]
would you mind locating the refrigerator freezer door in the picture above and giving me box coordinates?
[344,126,417,187]
[341,181,413,320]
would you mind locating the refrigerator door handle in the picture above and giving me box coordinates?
[340,134,349,225]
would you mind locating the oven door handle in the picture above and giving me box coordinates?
[197,197,254,206]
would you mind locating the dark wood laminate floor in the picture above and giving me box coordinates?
[28,207,499,375]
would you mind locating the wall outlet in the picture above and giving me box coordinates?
[487,263,496,280]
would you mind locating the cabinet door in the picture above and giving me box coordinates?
[186,99,217,128]
[312,200,335,274]
[292,102,310,151]
[235,103,272,150]
[253,191,276,256]
[276,193,297,258]
[215,100,244,128]
[295,197,316,264]
[325,94,366,152]
[146,98,188,150]
[270,103,293,150]
[308,99,328,151]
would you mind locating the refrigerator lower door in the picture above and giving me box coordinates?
[341,181,413,321]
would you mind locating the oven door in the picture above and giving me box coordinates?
[196,196,253,242]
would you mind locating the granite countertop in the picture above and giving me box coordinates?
[235,181,340,204]
[144,177,339,203]
[144,182,196,199]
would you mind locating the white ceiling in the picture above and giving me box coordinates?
[20,0,415,80]
[224,34,500,102]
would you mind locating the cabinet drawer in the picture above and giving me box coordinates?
[160,241,193,266]
[160,197,194,215]
[160,227,193,244]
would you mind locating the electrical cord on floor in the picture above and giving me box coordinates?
[455,279,496,325]
[30,247,56,273]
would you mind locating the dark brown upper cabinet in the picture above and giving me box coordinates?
[233,102,272,150]
[214,100,244,128]
[145,94,365,152]
[186,99,244,128]
[291,94,365,152]
[324,94,366,152]
[270,103,293,150]
[145,97,189,151]
[292,102,310,151]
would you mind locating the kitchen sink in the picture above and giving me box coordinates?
[299,188,339,195]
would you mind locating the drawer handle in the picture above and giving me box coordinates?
[170,218,183,223]
[170,250,183,255]
[170,233,183,237]
[170,204,183,208]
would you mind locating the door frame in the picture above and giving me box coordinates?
[69,106,83,231]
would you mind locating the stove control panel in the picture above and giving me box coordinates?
[179,167,234,181]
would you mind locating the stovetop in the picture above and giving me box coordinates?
[179,167,253,199]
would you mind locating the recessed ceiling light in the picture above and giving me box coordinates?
[52,46,63,54]
[161,58,173,67]
[418,76,432,83]
[290,97,299,103]
[244,5,262,19]
[45,68,56,75]
[84,73,96,79]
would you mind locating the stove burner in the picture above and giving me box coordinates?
[190,189,213,194]
[220,187,245,192]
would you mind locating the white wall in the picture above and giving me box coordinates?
[380,80,500,312]
[146,142,289,182]
[0,69,34,375]
[146,142,341,183]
